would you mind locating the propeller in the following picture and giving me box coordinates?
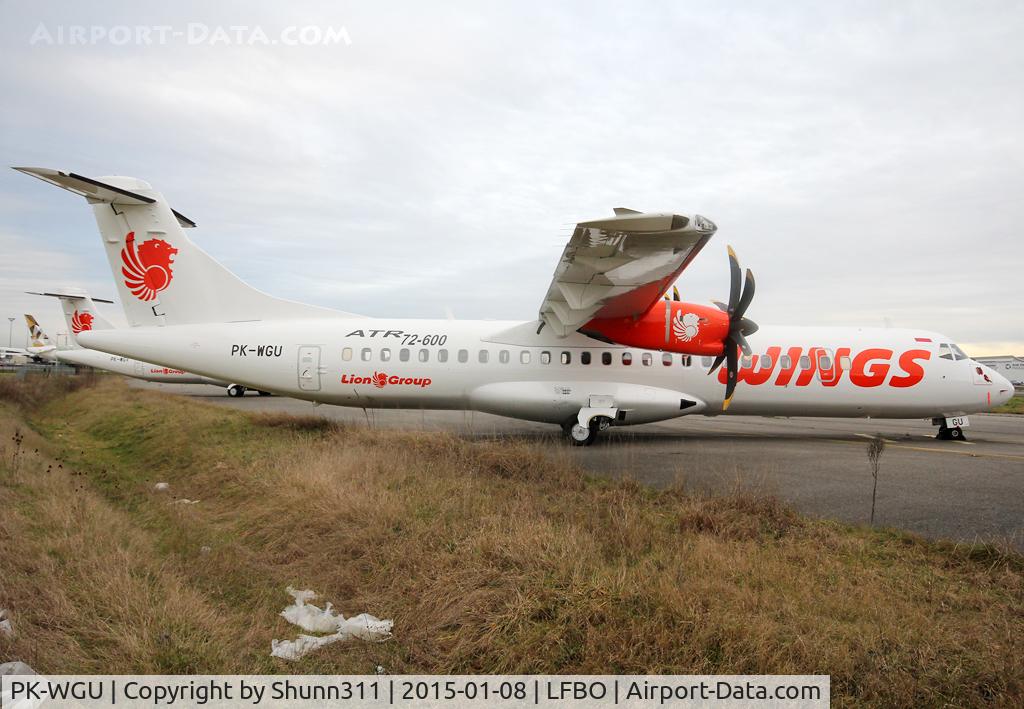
[707,246,758,411]
[664,285,681,302]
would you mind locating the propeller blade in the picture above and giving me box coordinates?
[707,352,726,374]
[738,317,759,336]
[723,344,739,410]
[734,268,756,320]
[727,245,741,313]
[712,300,728,312]
[733,332,752,356]
[672,286,680,302]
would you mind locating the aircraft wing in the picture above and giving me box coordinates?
[538,209,717,335]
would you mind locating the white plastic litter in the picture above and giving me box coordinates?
[154,482,170,491]
[169,498,200,505]
[0,609,13,638]
[271,587,392,661]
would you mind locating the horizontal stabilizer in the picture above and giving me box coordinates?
[26,289,114,304]
[12,167,196,228]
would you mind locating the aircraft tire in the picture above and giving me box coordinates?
[568,421,599,446]
[227,384,246,398]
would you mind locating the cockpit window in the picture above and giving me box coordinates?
[950,344,968,361]
[939,344,954,360]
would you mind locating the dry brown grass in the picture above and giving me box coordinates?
[0,370,98,408]
[1,378,1022,706]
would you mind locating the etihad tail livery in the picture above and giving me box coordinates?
[16,168,1013,444]
[0,315,56,363]
[27,288,265,396]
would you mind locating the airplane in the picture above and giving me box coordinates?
[4,314,60,362]
[14,167,1014,444]
[26,288,268,397]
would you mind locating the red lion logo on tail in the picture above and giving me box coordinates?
[121,231,178,301]
[70,310,94,334]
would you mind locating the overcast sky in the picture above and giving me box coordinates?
[1,1,1021,354]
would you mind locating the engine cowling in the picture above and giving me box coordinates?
[581,300,730,356]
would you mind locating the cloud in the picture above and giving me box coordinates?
[1,1,1021,351]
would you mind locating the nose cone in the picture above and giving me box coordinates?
[991,370,1014,408]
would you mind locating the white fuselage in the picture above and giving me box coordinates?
[55,347,224,386]
[78,318,1014,426]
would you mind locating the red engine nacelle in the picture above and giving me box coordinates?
[582,300,730,356]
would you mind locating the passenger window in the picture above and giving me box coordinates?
[741,354,752,368]
[820,355,832,369]
[438,349,448,363]
[400,348,410,362]
[662,353,673,366]
[561,351,571,365]
[419,349,429,362]
[643,353,653,366]
[581,351,591,365]
[602,352,612,365]
[457,349,468,363]
[681,355,691,367]
[499,350,510,364]
[760,354,772,369]
[939,344,954,361]
[622,352,632,366]
[478,350,489,363]
[380,348,391,362]
[701,356,713,368]
[839,355,851,369]
[780,355,792,369]
[342,347,352,361]
[799,355,811,369]
[520,350,531,364]
[541,351,551,364]
[361,347,372,361]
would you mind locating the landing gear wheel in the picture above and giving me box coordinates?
[936,425,966,441]
[227,384,247,398]
[569,422,599,446]
[257,390,272,397]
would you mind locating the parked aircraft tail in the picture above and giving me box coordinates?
[14,168,362,327]
[27,289,115,348]
[24,314,52,348]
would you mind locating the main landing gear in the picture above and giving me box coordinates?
[561,415,613,446]
[227,384,273,397]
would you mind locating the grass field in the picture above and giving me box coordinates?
[1,377,1022,706]
[994,394,1024,414]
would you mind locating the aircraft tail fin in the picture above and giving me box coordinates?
[27,289,114,348]
[24,314,52,347]
[15,168,363,327]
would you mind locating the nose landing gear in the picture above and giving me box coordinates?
[933,417,968,441]
[227,384,247,397]
[937,424,966,441]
